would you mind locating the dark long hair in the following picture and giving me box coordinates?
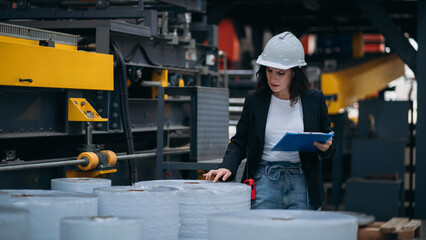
[254,65,310,106]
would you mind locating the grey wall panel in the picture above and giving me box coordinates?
[351,139,406,179]
[196,87,229,161]
[346,178,402,221]
[357,100,410,140]
[0,87,65,136]
[128,99,190,131]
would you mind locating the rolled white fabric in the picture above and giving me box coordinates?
[0,191,11,206]
[95,186,179,240]
[61,216,144,240]
[208,209,358,240]
[134,180,251,240]
[0,205,29,240]
[0,189,98,240]
[51,177,112,194]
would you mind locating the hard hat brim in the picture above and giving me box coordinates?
[256,56,307,70]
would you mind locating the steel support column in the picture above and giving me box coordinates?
[96,27,110,54]
[415,0,426,219]
[142,10,158,37]
[190,23,218,47]
[331,113,345,209]
[189,90,197,162]
[358,2,417,75]
[156,87,165,179]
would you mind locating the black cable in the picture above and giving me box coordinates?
[111,42,137,184]
[123,41,207,69]
[124,42,155,65]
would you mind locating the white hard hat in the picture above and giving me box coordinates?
[256,32,307,70]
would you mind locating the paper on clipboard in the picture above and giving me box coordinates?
[271,131,334,152]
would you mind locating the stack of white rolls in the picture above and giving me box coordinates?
[51,177,112,194]
[134,180,251,240]
[0,205,29,240]
[95,186,179,240]
[0,191,11,206]
[0,189,98,240]
[61,216,144,240]
[208,209,358,240]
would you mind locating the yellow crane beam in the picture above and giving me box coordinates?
[322,53,405,114]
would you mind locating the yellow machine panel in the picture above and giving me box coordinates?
[322,53,405,114]
[352,32,364,59]
[0,40,113,91]
[152,69,168,99]
[0,35,76,50]
[68,98,108,122]
[66,169,117,178]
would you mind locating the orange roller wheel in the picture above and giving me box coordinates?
[101,150,117,167]
[77,152,99,171]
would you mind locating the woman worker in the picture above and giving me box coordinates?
[204,32,335,210]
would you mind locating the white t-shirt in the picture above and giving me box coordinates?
[261,95,304,162]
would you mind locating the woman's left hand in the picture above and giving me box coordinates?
[314,138,332,152]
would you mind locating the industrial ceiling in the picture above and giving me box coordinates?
[206,0,418,38]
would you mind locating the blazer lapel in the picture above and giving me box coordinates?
[301,90,314,132]
[254,93,271,146]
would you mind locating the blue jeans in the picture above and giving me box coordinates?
[251,161,313,210]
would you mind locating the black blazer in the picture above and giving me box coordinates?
[219,89,335,210]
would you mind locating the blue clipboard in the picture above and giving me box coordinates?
[271,131,334,152]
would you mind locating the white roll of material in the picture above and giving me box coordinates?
[208,209,358,240]
[0,205,30,240]
[51,177,112,194]
[61,216,144,240]
[95,186,179,240]
[0,189,98,240]
[134,180,251,240]
[0,191,11,206]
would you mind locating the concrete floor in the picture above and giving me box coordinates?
[418,221,426,240]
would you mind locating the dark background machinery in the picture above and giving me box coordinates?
[0,0,227,191]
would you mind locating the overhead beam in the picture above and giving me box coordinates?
[415,0,426,219]
[206,4,234,24]
[357,1,417,75]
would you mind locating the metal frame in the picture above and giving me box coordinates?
[0,0,205,20]
[415,0,426,219]
[330,113,345,209]
[357,1,426,218]
[155,87,220,179]
[155,0,205,13]
[0,147,190,172]
[0,7,148,20]
[357,2,417,75]
[2,18,218,135]
[9,19,218,71]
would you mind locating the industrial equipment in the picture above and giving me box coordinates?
[0,0,227,189]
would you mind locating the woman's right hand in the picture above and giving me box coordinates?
[203,168,232,183]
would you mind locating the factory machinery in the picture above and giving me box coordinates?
[0,0,229,188]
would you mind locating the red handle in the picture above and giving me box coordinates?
[244,179,256,200]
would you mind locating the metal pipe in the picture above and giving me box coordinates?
[141,81,162,87]
[117,147,190,161]
[219,51,229,88]
[117,153,156,160]
[86,122,93,145]
[0,147,190,172]
[0,159,87,172]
